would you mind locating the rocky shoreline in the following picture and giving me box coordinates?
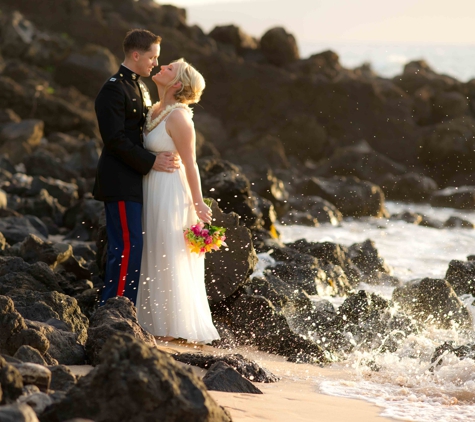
[0,0,475,421]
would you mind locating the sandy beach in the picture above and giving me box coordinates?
[72,341,394,422]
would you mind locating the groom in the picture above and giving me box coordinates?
[94,29,179,306]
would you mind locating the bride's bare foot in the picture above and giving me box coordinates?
[154,335,175,342]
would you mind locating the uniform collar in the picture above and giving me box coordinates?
[119,64,140,81]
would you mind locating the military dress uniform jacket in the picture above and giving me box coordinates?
[93,65,156,203]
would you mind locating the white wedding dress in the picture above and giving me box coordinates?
[136,111,220,343]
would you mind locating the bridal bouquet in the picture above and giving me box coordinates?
[184,221,227,255]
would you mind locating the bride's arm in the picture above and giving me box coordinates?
[166,109,212,224]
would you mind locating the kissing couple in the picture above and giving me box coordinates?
[93,29,220,344]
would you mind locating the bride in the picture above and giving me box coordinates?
[136,59,220,344]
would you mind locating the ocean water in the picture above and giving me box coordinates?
[300,42,475,82]
[270,201,475,421]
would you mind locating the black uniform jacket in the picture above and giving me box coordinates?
[93,65,156,203]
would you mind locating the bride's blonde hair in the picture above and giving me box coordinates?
[164,58,205,104]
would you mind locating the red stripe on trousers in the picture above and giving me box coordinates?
[117,201,131,297]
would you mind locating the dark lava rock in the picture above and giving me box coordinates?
[348,239,392,276]
[0,295,49,357]
[17,234,72,268]
[0,355,24,404]
[10,362,51,392]
[49,365,76,392]
[297,176,386,217]
[204,199,258,304]
[0,403,38,421]
[41,333,232,422]
[430,186,475,210]
[202,361,263,394]
[389,211,423,225]
[444,216,474,229]
[85,296,155,366]
[381,172,438,202]
[445,259,475,296]
[13,345,47,366]
[0,257,65,295]
[0,216,48,244]
[430,341,475,370]
[8,290,88,345]
[287,195,342,225]
[393,278,471,329]
[280,209,319,226]
[173,352,279,383]
[260,26,299,66]
[227,293,328,362]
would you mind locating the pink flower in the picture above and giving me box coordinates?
[191,225,201,236]
[205,236,213,245]
[201,229,209,237]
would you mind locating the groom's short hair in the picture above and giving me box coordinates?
[123,29,161,55]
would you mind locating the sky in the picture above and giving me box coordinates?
[167,0,475,45]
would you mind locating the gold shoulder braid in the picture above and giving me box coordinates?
[145,102,193,133]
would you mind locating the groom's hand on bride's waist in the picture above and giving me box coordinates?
[151,152,181,173]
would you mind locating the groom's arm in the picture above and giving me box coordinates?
[95,82,155,175]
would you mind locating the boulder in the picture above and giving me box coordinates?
[260,27,299,66]
[444,216,474,228]
[10,362,50,392]
[331,290,415,353]
[24,150,79,182]
[430,186,475,210]
[227,293,328,361]
[204,199,258,304]
[49,365,76,392]
[268,247,329,295]
[85,296,155,365]
[445,259,475,296]
[7,290,88,344]
[389,211,423,225]
[297,176,386,217]
[392,278,471,329]
[272,114,328,162]
[25,321,85,366]
[30,176,79,208]
[199,158,259,227]
[17,234,72,268]
[0,119,44,149]
[394,60,458,94]
[313,141,407,184]
[202,361,262,394]
[0,355,24,404]
[13,345,47,366]
[381,172,438,202]
[280,210,319,227]
[0,403,38,422]
[0,258,67,295]
[14,189,65,226]
[42,333,232,422]
[251,170,289,217]
[193,113,228,152]
[0,108,21,124]
[173,352,279,383]
[55,44,120,97]
[432,90,469,121]
[209,25,257,54]
[287,196,342,225]
[419,117,475,185]
[0,11,36,58]
[17,391,53,415]
[63,197,104,241]
[290,50,342,80]
[224,134,290,174]
[348,239,392,276]
[0,216,48,244]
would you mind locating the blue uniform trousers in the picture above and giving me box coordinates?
[100,201,143,306]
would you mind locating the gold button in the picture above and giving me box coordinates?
[120,73,123,77]
[133,109,136,112]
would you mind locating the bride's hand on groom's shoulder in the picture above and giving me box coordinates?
[152,151,181,173]
[194,201,212,224]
